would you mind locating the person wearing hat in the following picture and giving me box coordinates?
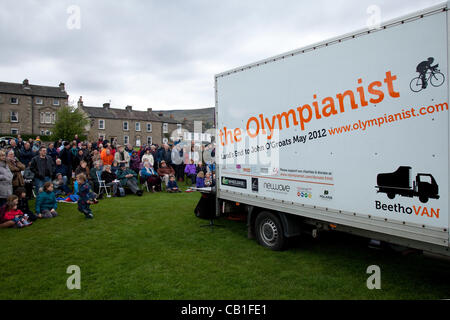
[116,163,143,196]
[157,160,175,187]
[114,145,130,168]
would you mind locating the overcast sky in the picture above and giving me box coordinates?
[0,0,444,110]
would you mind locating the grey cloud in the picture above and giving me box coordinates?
[0,0,443,109]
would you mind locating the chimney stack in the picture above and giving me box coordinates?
[59,82,65,92]
[22,79,30,89]
[103,102,110,109]
[169,114,174,119]
[125,105,132,112]
[77,96,83,108]
[147,108,153,112]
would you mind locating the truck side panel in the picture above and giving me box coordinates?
[216,6,450,248]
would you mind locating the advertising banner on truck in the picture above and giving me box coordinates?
[216,11,449,229]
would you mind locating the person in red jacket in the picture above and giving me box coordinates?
[3,195,32,228]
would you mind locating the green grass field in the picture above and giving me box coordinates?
[1,186,449,300]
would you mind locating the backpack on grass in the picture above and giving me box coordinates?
[116,187,126,197]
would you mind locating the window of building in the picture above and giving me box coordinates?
[51,112,56,124]
[40,112,44,124]
[124,135,129,145]
[45,130,51,136]
[147,136,152,145]
[10,97,18,104]
[136,137,141,147]
[99,134,105,140]
[135,122,141,132]
[10,111,18,122]
[162,137,168,144]
[40,130,45,135]
[147,123,152,132]
[53,99,60,106]
[45,112,51,124]
[99,119,105,130]
[123,121,129,131]
[36,98,43,105]
[11,128,19,135]
[163,123,168,133]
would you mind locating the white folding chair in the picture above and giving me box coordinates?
[96,171,111,197]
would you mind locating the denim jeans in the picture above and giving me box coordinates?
[34,177,51,194]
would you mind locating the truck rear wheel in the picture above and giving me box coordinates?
[255,211,286,251]
[419,195,429,203]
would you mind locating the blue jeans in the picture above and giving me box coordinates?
[34,177,51,194]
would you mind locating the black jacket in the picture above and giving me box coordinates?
[30,155,54,179]
[101,171,117,184]
[59,148,72,170]
[19,147,35,167]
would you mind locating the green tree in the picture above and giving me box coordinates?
[52,105,89,141]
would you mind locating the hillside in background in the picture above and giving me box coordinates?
[154,107,215,129]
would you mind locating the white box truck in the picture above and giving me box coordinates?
[214,2,449,257]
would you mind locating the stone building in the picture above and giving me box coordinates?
[78,97,180,146]
[0,79,69,136]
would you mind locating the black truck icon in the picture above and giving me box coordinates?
[376,166,439,203]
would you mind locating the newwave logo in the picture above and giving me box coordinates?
[263,182,290,194]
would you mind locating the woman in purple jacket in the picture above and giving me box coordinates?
[130,151,141,175]
[184,159,197,185]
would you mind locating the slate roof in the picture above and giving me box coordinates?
[82,105,178,124]
[0,81,68,98]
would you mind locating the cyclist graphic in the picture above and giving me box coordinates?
[416,57,438,89]
[410,57,445,92]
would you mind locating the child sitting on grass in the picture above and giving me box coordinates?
[76,173,95,219]
[167,175,181,193]
[15,187,37,222]
[196,171,205,188]
[4,195,32,228]
[35,182,58,219]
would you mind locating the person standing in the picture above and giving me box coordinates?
[59,142,73,178]
[19,142,35,167]
[47,143,59,163]
[114,145,130,167]
[0,150,13,207]
[30,147,55,194]
[6,150,25,193]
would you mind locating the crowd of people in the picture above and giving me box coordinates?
[0,134,216,228]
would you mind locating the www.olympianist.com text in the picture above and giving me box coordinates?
[328,102,448,135]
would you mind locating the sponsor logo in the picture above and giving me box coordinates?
[263,182,290,194]
[251,178,259,192]
[320,190,333,200]
[296,187,312,199]
[221,176,247,189]
[297,192,312,199]
[375,201,440,219]
[243,167,251,173]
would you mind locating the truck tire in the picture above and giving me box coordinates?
[387,192,395,200]
[255,211,286,251]
[419,195,429,204]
